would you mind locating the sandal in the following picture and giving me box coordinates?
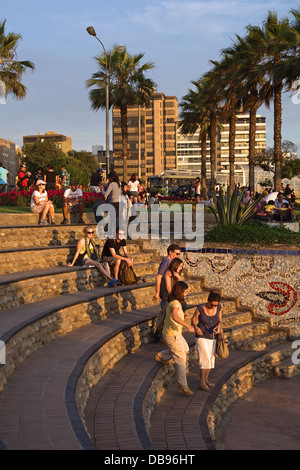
[199,384,210,392]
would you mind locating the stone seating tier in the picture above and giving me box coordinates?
[0,221,298,450]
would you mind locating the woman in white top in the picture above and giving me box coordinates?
[127,174,140,204]
[30,179,55,225]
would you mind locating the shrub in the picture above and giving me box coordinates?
[205,220,300,246]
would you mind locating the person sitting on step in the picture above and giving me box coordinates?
[30,179,55,225]
[101,227,139,285]
[61,180,85,225]
[67,225,119,286]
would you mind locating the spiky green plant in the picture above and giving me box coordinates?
[210,186,264,225]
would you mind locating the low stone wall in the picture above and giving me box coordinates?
[208,343,294,440]
[0,285,155,393]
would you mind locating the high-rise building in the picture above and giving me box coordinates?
[112,92,178,184]
[23,131,72,154]
[0,138,19,185]
[176,113,266,185]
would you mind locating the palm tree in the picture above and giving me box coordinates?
[210,55,242,194]
[246,11,297,191]
[179,80,209,199]
[0,19,35,100]
[222,34,269,193]
[86,47,155,181]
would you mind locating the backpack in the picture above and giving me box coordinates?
[118,260,139,285]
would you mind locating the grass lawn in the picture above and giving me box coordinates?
[0,206,94,213]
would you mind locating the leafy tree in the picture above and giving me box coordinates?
[22,141,98,186]
[256,140,300,181]
[0,19,35,100]
[86,46,155,181]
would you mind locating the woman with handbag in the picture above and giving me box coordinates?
[67,225,119,286]
[192,291,223,391]
[156,281,195,397]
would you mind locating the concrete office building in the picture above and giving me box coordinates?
[23,131,72,154]
[112,92,178,184]
[177,113,266,185]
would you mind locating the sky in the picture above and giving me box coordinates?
[1,0,300,153]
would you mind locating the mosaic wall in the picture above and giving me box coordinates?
[147,240,300,336]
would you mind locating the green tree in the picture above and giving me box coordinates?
[246,11,298,191]
[256,140,300,181]
[179,80,211,198]
[0,19,35,100]
[86,47,155,181]
[22,141,98,187]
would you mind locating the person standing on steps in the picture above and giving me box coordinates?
[192,291,222,391]
[153,244,181,302]
[156,281,195,397]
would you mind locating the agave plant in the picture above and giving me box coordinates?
[210,186,264,226]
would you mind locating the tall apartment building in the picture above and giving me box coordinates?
[177,113,266,184]
[112,92,178,184]
[0,138,19,185]
[23,131,72,154]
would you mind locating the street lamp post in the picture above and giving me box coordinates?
[86,26,110,174]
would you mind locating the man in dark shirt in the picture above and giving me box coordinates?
[153,244,181,301]
[101,228,133,280]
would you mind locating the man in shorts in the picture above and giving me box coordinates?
[61,180,85,224]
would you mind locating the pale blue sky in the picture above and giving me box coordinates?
[1,0,300,152]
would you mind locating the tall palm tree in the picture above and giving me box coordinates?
[210,55,242,194]
[0,20,35,100]
[222,34,269,193]
[86,47,155,181]
[179,79,210,199]
[246,11,297,191]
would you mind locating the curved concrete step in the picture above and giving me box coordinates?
[0,306,160,450]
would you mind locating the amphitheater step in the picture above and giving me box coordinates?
[273,358,300,378]
[234,330,288,351]
[0,306,160,450]
[0,245,160,275]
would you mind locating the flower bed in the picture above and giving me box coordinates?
[0,189,104,209]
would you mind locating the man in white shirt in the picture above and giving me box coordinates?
[61,180,85,224]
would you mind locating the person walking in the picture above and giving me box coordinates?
[192,291,222,391]
[156,281,195,396]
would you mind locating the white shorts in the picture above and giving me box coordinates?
[195,337,216,369]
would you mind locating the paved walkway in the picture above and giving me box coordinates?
[215,375,300,450]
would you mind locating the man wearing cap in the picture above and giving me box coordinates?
[61,180,85,225]
[30,179,55,225]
